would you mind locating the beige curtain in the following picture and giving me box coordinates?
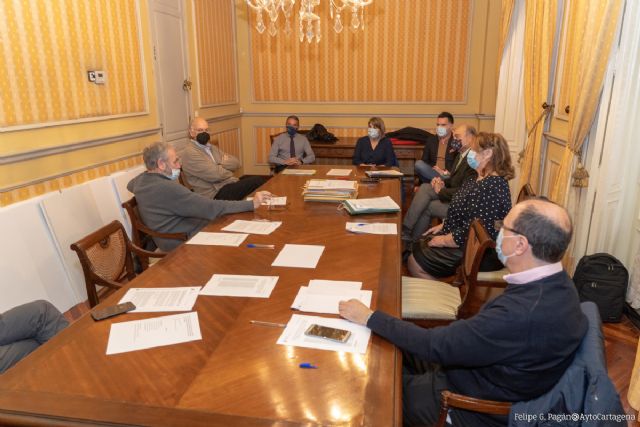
[496,0,516,80]
[519,0,557,194]
[549,1,623,204]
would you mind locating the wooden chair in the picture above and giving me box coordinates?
[121,197,187,268]
[178,171,194,191]
[70,220,161,308]
[516,183,536,203]
[434,302,617,426]
[402,219,496,328]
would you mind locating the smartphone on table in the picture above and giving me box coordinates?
[304,324,351,343]
[91,301,136,321]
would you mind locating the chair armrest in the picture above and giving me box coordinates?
[89,273,123,291]
[129,242,167,259]
[440,390,511,415]
[136,222,188,242]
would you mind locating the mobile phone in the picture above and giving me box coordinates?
[91,301,136,321]
[304,324,351,343]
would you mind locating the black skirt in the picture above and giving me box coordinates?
[412,236,503,278]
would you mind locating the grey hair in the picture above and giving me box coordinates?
[143,141,171,170]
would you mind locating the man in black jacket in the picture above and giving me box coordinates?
[402,124,478,243]
[415,112,458,182]
[340,198,587,427]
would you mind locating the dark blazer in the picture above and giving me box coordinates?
[352,136,398,167]
[421,134,457,172]
[437,149,477,203]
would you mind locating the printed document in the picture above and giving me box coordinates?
[277,314,371,354]
[119,287,201,312]
[346,222,398,235]
[281,169,316,175]
[200,274,279,298]
[326,169,352,176]
[106,312,202,355]
[186,232,248,246]
[272,244,325,268]
[222,220,282,235]
[291,286,372,314]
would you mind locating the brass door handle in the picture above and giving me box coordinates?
[183,79,192,91]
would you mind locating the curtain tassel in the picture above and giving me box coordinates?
[571,163,589,188]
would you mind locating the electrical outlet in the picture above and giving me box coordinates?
[94,71,106,84]
[87,71,96,82]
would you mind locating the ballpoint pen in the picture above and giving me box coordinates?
[247,243,275,249]
[299,363,318,369]
[250,320,287,328]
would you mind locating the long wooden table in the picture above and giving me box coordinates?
[0,165,402,426]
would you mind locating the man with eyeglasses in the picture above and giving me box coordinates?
[339,198,587,426]
[181,117,266,200]
[402,124,478,248]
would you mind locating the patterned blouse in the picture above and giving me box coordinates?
[442,175,512,247]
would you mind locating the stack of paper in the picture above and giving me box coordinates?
[326,169,352,177]
[291,280,372,314]
[302,179,358,202]
[365,169,404,177]
[200,274,279,298]
[222,220,282,235]
[277,314,371,354]
[342,196,400,215]
[281,169,316,175]
[346,222,398,235]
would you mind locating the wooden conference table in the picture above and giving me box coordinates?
[0,165,402,426]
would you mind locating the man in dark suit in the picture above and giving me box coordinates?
[402,124,478,243]
[415,112,458,182]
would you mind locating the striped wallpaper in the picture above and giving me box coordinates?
[249,0,471,103]
[0,156,142,207]
[213,128,242,164]
[0,0,145,128]
[194,0,238,106]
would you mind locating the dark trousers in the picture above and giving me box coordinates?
[403,351,450,427]
[214,176,267,201]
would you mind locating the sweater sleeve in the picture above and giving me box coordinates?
[438,166,476,203]
[352,138,364,165]
[384,140,397,167]
[367,307,522,367]
[165,183,253,220]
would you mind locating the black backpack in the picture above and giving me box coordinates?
[573,253,628,322]
[307,123,337,143]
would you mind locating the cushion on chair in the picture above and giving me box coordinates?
[402,276,461,320]
[477,268,508,282]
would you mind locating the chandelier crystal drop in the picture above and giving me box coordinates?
[246,0,373,43]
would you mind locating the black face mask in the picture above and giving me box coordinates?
[196,132,210,145]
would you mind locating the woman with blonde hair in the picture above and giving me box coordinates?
[352,117,397,167]
[408,132,515,279]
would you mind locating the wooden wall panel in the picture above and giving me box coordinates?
[193,0,237,106]
[249,0,471,103]
[0,0,146,128]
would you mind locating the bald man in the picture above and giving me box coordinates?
[340,198,588,427]
[181,117,266,200]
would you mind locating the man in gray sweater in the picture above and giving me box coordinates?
[128,142,270,251]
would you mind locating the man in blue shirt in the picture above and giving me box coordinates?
[268,115,315,173]
[340,198,587,426]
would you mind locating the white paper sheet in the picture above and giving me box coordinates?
[200,274,279,298]
[119,287,201,312]
[365,169,404,177]
[186,232,248,246]
[277,314,371,354]
[326,169,352,176]
[106,312,202,355]
[347,196,400,211]
[281,169,316,175]
[221,220,282,235]
[307,179,357,190]
[291,286,372,314]
[308,280,363,291]
[272,244,325,269]
[346,222,398,235]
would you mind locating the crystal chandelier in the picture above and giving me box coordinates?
[246,0,373,44]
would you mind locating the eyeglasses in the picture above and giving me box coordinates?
[494,220,525,236]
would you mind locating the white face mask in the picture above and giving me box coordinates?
[368,127,380,139]
[436,126,448,138]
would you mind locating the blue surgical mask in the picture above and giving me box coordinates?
[368,127,380,139]
[496,228,518,265]
[467,150,480,169]
[436,126,448,138]
[169,168,181,181]
[286,125,297,136]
